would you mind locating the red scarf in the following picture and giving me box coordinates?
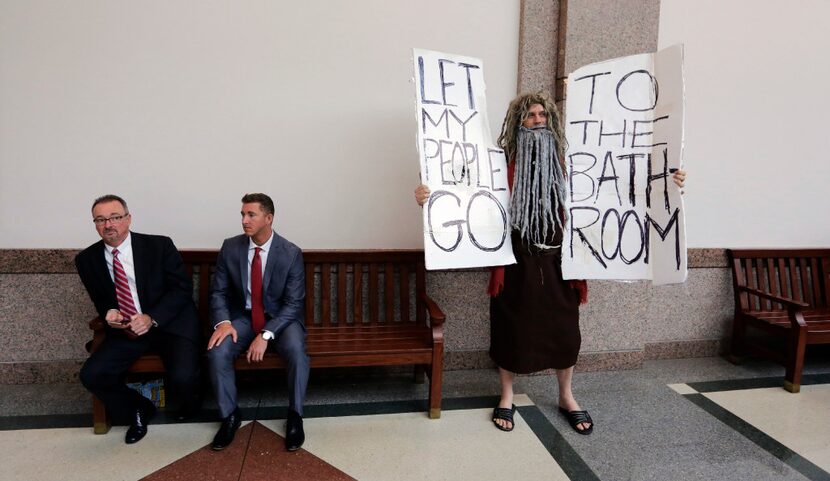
[487,162,588,304]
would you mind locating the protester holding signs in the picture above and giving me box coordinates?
[417,91,686,435]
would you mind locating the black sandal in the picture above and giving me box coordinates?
[558,407,594,435]
[492,404,517,432]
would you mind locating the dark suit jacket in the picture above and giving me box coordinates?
[75,232,200,343]
[210,232,305,336]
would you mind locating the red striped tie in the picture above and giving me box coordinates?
[112,248,138,338]
[251,247,265,332]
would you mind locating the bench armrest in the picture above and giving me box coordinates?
[737,286,810,309]
[86,316,107,354]
[420,293,446,327]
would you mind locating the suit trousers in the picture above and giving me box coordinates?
[80,329,201,422]
[206,318,309,418]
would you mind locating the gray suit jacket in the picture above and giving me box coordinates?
[210,231,305,336]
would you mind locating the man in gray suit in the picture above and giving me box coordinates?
[207,193,308,451]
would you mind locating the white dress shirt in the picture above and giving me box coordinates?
[103,232,143,314]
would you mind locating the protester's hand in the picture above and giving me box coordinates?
[672,169,686,189]
[105,309,129,329]
[128,313,153,336]
[415,184,431,207]
[208,322,237,349]
[246,335,268,363]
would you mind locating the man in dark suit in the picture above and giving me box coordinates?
[76,195,201,444]
[207,192,308,452]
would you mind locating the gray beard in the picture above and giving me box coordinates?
[509,125,568,247]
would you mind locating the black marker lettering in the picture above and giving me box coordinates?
[457,62,481,110]
[570,120,598,145]
[573,71,612,114]
[616,69,659,112]
[467,191,508,251]
[595,151,622,206]
[568,152,597,202]
[599,120,627,148]
[438,59,457,107]
[427,191,464,252]
[418,56,441,105]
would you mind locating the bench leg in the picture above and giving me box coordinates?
[784,325,808,394]
[428,351,443,419]
[92,395,111,434]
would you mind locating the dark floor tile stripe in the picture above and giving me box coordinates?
[687,377,783,393]
[255,395,502,421]
[519,406,600,481]
[688,373,830,393]
[258,399,425,420]
[684,393,830,481]
[443,395,502,411]
[0,413,91,431]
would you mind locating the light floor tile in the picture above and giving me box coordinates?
[704,384,830,472]
[0,422,226,481]
[667,383,698,395]
[260,408,567,481]
[513,393,534,406]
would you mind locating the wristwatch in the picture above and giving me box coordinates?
[261,331,274,341]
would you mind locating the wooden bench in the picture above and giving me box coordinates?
[88,249,446,433]
[727,248,830,392]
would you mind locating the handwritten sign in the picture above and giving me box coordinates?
[562,45,687,285]
[413,48,516,270]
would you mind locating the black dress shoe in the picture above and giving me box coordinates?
[211,407,241,451]
[285,409,304,451]
[125,402,156,444]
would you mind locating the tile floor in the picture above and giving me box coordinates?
[1,355,829,480]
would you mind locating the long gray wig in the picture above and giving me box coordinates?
[509,125,568,247]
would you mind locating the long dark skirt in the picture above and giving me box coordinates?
[489,236,581,374]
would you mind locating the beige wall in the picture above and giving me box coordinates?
[0,0,519,249]
[3,1,827,251]
[659,0,830,248]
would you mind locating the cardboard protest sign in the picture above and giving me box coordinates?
[413,48,516,270]
[562,44,687,285]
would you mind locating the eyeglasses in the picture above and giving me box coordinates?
[93,214,130,226]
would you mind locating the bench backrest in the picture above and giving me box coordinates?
[179,249,427,336]
[727,249,830,311]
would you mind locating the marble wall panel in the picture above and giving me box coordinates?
[563,0,661,74]
[426,270,491,352]
[578,279,649,352]
[517,0,560,94]
[642,268,734,343]
[0,274,95,362]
